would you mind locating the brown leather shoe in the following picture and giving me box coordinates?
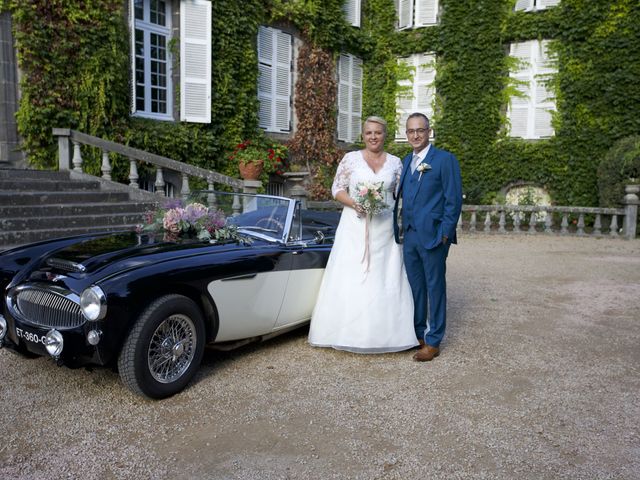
[416,339,425,349]
[413,344,440,362]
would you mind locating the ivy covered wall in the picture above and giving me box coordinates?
[1,0,639,205]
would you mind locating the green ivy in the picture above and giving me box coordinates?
[4,0,640,207]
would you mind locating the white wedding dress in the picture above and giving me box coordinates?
[308,151,418,353]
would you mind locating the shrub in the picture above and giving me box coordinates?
[597,135,640,207]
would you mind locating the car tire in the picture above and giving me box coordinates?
[117,294,205,399]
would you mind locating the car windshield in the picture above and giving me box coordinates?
[188,191,294,243]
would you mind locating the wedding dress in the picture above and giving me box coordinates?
[308,151,418,353]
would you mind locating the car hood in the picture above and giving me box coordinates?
[43,231,243,275]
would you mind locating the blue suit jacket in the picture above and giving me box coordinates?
[393,145,463,249]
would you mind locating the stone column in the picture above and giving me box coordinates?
[283,172,309,208]
[0,12,24,167]
[622,184,639,240]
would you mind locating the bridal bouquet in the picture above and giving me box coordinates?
[354,181,388,219]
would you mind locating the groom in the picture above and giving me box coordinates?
[394,113,463,362]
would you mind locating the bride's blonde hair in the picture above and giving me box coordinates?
[363,116,387,136]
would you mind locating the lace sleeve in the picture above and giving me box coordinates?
[331,153,354,198]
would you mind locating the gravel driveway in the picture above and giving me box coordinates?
[1,235,639,480]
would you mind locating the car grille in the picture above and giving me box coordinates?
[14,287,85,329]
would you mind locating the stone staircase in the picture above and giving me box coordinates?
[0,168,158,250]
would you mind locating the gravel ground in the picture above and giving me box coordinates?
[1,235,639,480]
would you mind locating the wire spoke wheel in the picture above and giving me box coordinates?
[147,313,197,384]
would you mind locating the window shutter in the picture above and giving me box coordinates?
[343,0,361,28]
[514,0,533,11]
[397,0,413,29]
[337,54,362,143]
[538,0,560,9]
[129,0,136,115]
[508,40,555,139]
[415,0,438,26]
[396,53,435,140]
[257,27,291,133]
[180,0,212,123]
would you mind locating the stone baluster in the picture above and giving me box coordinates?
[498,210,506,233]
[101,150,111,180]
[609,214,619,237]
[469,211,477,232]
[593,214,602,236]
[560,213,569,235]
[72,140,83,172]
[513,210,521,233]
[154,167,165,196]
[128,159,139,188]
[544,210,553,234]
[577,213,585,236]
[207,182,217,208]
[484,212,491,232]
[232,192,242,216]
[457,213,462,231]
[528,211,537,233]
[622,184,639,240]
[180,174,191,199]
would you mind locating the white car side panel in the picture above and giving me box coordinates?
[208,271,289,341]
[275,268,325,328]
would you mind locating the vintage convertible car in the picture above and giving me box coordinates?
[0,192,339,399]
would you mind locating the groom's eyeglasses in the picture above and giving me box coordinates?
[406,128,428,136]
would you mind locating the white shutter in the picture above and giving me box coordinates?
[415,0,438,26]
[508,40,556,138]
[515,0,533,11]
[395,53,435,140]
[337,54,362,143]
[343,0,361,28]
[129,0,136,114]
[397,0,413,29]
[538,0,560,9]
[274,30,292,132]
[180,0,212,123]
[257,27,291,133]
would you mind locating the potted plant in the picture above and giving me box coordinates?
[230,140,288,181]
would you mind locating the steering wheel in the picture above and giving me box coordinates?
[255,217,284,232]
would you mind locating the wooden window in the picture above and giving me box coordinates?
[508,40,556,139]
[180,0,212,123]
[395,53,436,141]
[396,0,438,29]
[131,0,173,119]
[257,26,293,133]
[337,54,363,144]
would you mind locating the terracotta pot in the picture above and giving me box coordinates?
[238,160,264,180]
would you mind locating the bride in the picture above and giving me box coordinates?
[308,116,418,353]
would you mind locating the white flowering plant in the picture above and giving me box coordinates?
[354,181,388,218]
[137,198,244,243]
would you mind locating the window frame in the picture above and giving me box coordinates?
[397,0,439,30]
[131,0,174,121]
[395,53,436,142]
[337,53,363,144]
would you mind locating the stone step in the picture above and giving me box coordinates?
[1,212,149,231]
[0,190,133,206]
[0,224,141,247]
[0,178,102,191]
[0,201,155,219]
[0,168,71,180]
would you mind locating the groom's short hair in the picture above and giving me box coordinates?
[407,112,430,129]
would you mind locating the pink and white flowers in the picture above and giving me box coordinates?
[354,181,388,218]
[139,199,241,242]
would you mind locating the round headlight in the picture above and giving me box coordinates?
[80,286,107,321]
[0,315,7,341]
[45,330,64,358]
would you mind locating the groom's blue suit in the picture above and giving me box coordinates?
[393,145,462,348]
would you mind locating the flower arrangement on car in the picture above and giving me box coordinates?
[137,198,243,243]
[230,139,288,180]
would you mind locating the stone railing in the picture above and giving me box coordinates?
[307,185,639,240]
[52,128,249,201]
